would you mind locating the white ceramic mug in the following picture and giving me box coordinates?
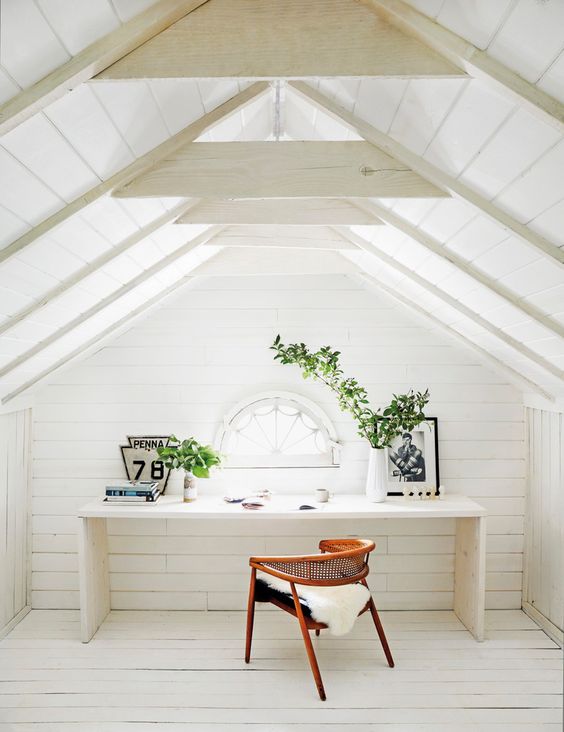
[314,488,332,503]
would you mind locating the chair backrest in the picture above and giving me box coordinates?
[250,538,375,587]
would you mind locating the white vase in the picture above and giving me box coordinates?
[366,447,387,503]
[183,472,197,502]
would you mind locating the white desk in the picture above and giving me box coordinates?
[78,494,486,643]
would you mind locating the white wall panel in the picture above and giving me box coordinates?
[487,0,564,84]
[523,407,563,641]
[0,409,31,635]
[44,86,135,180]
[436,0,514,50]
[36,0,119,56]
[31,273,525,612]
[1,114,100,203]
[538,50,564,104]
[0,0,69,88]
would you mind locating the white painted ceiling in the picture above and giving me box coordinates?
[0,0,563,405]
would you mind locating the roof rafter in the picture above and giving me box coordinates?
[335,226,564,383]
[0,226,223,380]
[362,0,564,134]
[0,0,211,137]
[289,82,564,269]
[1,274,202,405]
[352,270,555,401]
[0,200,200,338]
[352,199,564,341]
[0,81,270,268]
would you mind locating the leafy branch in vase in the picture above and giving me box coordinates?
[270,335,430,449]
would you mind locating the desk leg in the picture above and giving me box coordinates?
[79,517,110,643]
[454,516,486,642]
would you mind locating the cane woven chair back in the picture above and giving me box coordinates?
[250,537,374,587]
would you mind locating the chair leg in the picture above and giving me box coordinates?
[245,568,256,664]
[362,579,394,668]
[290,583,326,701]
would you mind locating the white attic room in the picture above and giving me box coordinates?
[0,0,563,728]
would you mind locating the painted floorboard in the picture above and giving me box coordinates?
[0,610,561,729]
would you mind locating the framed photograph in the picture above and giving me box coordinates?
[385,418,439,496]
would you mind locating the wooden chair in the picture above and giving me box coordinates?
[245,538,394,700]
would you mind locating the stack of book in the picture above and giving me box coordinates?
[105,481,161,503]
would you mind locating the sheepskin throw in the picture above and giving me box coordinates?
[257,571,370,636]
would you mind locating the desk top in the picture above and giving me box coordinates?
[78,493,486,520]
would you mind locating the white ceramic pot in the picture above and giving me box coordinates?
[365,447,387,503]
[183,472,197,502]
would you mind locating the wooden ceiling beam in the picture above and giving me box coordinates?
[0,82,269,268]
[0,0,211,137]
[98,0,464,80]
[1,274,202,405]
[290,82,564,269]
[0,200,200,338]
[0,226,223,380]
[202,225,360,250]
[353,199,564,341]
[113,141,447,199]
[362,0,564,134]
[175,198,384,225]
[353,270,555,401]
[336,226,564,383]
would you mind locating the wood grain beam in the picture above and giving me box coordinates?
[0,0,210,136]
[175,198,383,225]
[0,226,223,380]
[352,199,564,341]
[290,82,564,269]
[98,0,464,80]
[336,226,564,383]
[203,225,360,250]
[114,141,447,199]
[362,0,564,133]
[353,270,555,401]
[0,82,269,268]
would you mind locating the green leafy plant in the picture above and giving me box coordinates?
[157,436,222,478]
[271,335,429,449]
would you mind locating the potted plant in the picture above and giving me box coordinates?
[157,436,222,503]
[271,336,429,502]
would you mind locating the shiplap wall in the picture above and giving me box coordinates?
[523,407,563,639]
[31,273,525,611]
[0,409,31,634]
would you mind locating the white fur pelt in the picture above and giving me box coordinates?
[257,571,370,636]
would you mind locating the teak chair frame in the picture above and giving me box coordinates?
[245,538,394,701]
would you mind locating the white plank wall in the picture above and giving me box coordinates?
[0,409,31,634]
[523,407,564,640]
[31,274,526,612]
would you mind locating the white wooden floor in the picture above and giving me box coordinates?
[0,609,561,731]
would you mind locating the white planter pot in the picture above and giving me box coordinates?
[183,472,197,502]
[365,447,387,503]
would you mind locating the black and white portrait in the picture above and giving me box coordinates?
[387,430,426,482]
[384,418,439,496]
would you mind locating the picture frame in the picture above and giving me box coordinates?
[384,418,439,497]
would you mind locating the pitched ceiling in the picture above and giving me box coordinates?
[0,0,563,405]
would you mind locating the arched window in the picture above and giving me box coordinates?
[218,391,340,468]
